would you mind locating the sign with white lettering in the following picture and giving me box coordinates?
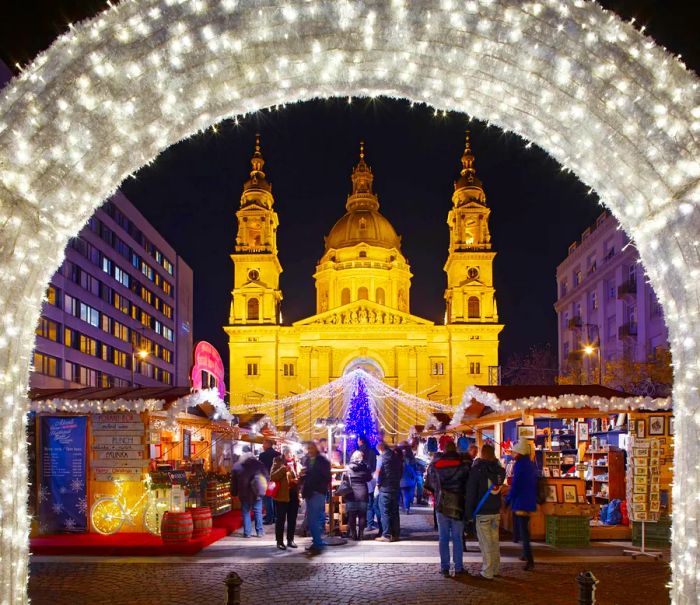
[95,450,144,460]
[93,435,143,446]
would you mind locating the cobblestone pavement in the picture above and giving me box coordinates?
[27,560,671,605]
[28,510,671,605]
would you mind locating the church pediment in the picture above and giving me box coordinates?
[293,300,434,327]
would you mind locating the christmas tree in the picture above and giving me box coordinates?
[344,376,380,450]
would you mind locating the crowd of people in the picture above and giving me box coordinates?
[231,435,538,577]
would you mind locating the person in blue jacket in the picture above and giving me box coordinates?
[505,440,537,570]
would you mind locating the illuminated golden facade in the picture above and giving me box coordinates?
[225,135,503,438]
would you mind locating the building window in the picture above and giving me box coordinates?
[628,264,637,285]
[431,362,444,376]
[79,334,98,357]
[113,320,129,342]
[650,294,663,318]
[33,352,60,377]
[376,287,386,305]
[247,362,259,376]
[247,298,260,321]
[113,349,128,368]
[573,269,582,286]
[358,287,368,300]
[467,296,480,319]
[162,326,174,342]
[359,250,367,258]
[46,285,59,306]
[469,362,481,375]
[36,317,60,342]
[79,302,100,327]
[559,280,568,298]
[341,288,350,306]
[589,290,598,311]
[283,362,295,377]
[606,279,616,300]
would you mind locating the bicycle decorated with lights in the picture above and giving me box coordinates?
[90,476,170,535]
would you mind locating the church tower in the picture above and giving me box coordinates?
[444,132,499,325]
[229,135,282,325]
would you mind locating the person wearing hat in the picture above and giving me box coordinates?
[505,440,537,570]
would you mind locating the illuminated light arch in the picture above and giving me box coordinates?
[0,0,698,602]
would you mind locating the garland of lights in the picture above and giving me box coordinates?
[450,385,673,427]
[29,388,232,424]
[0,0,698,603]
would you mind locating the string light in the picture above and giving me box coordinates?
[0,0,697,602]
[451,386,673,427]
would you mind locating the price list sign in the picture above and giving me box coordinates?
[39,416,87,533]
[91,413,147,482]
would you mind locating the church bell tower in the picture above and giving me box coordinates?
[229,135,283,325]
[444,132,499,325]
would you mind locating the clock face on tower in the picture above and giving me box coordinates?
[467,267,479,280]
[248,269,260,281]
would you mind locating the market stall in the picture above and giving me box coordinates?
[450,385,672,543]
[28,386,245,555]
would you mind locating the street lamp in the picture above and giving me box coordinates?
[583,343,602,385]
[131,348,149,387]
[314,417,345,459]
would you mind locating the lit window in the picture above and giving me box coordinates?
[468,296,480,319]
[33,352,60,377]
[36,317,60,342]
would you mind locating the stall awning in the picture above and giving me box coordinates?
[450,384,671,429]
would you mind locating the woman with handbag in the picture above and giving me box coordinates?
[270,448,301,550]
[341,450,373,540]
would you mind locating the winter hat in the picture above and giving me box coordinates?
[511,440,532,457]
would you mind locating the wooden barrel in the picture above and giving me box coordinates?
[161,511,193,543]
[190,507,212,539]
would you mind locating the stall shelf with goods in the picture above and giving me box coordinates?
[449,384,671,542]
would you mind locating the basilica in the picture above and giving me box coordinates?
[224,134,503,438]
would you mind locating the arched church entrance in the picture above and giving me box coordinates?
[0,1,698,602]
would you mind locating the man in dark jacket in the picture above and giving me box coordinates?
[375,442,403,542]
[258,438,280,524]
[426,441,470,576]
[300,441,332,555]
[466,444,506,579]
[357,436,380,531]
[232,447,269,538]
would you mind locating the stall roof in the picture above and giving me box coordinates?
[29,386,192,404]
[450,384,671,429]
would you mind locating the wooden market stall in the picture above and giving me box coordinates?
[450,385,672,543]
[28,386,237,540]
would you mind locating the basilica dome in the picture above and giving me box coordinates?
[325,208,401,251]
[324,142,402,252]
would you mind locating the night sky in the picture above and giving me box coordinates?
[1,1,698,373]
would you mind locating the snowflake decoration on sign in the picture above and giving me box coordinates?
[64,518,76,531]
[59,486,68,495]
[71,478,84,492]
[38,486,49,503]
[77,497,88,515]
[39,523,49,534]
[52,502,63,515]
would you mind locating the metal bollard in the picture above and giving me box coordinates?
[224,571,243,605]
[576,571,599,605]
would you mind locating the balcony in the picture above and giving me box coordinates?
[618,322,638,339]
[567,316,583,330]
[617,279,637,299]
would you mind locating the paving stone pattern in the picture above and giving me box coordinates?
[28,560,671,605]
[28,510,671,604]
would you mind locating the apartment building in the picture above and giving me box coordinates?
[31,191,193,388]
[554,211,668,379]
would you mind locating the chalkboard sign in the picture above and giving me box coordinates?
[183,429,192,460]
[39,416,87,533]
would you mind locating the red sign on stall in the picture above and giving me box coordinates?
[191,341,226,399]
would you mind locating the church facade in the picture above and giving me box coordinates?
[224,134,503,438]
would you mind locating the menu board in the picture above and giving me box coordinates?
[39,416,87,533]
[91,413,147,482]
[626,436,661,522]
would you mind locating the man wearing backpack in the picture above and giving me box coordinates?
[466,444,506,579]
[232,445,269,538]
